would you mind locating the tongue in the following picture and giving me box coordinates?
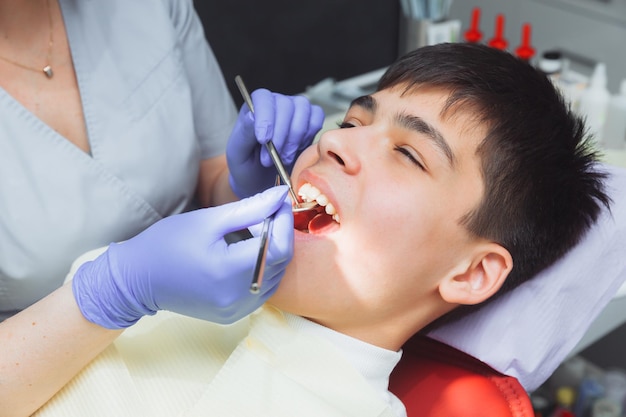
[293,207,335,233]
[308,213,334,233]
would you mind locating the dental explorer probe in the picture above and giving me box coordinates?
[234,75,301,206]
[249,175,281,294]
[250,214,271,294]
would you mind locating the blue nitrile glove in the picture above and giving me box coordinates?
[72,186,293,329]
[227,88,325,198]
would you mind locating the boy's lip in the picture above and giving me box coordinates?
[295,170,338,209]
[293,169,341,234]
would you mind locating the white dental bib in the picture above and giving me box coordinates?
[34,292,397,416]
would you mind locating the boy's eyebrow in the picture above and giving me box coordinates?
[396,113,456,168]
[349,95,456,168]
[350,95,377,112]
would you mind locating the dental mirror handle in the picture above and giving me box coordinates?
[264,141,299,203]
[250,214,272,294]
[234,75,300,204]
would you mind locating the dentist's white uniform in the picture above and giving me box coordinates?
[0,0,237,320]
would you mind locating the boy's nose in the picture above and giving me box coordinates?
[317,129,362,175]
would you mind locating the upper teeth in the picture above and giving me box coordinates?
[297,183,340,224]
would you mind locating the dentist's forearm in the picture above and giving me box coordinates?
[0,282,122,417]
[197,155,238,207]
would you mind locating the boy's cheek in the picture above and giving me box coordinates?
[292,146,317,177]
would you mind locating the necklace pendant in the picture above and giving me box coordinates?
[43,65,53,78]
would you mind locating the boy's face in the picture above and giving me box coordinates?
[269,85,488,349]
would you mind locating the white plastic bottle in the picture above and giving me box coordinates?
[538,50,563,83]
[602,79,626,150]
[578,63,610,146]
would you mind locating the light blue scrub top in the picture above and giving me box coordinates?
[0,0,238,319]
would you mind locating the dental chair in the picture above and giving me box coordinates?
[389,335,533,417]
[390,164,626,417]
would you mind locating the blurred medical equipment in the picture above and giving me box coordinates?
[399,0,453,21]
[604,80,626,150]
[578,63,611,143]
[398,0,460,56]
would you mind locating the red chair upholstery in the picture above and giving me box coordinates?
[389,335,534,417]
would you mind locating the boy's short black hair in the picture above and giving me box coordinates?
[378,43,610,312]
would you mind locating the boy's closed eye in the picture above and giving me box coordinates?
[337,120,426,171]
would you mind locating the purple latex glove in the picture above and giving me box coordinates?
[227,88,325,198]
[72,186,293,329]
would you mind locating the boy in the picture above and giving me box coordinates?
[33,43,609,417]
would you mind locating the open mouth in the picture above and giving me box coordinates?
[293,183,340,233]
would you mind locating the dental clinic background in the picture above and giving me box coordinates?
[196,1,626,99]
[198,0,626,151]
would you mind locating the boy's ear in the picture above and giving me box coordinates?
[439,243,513,306]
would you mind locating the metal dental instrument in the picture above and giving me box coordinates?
[291,200,320,213]
[250,213,272,294]
[234,75,303,207]
[234,77,325,291]
[250,176,280,294]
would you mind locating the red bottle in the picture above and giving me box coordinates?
[464,7,483,43]
[515,23,536,61]
[488,14,508,50]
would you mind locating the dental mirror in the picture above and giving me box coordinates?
[234,75,320,214]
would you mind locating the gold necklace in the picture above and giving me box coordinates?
[0,0,54,79]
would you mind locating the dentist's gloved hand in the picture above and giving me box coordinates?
[227,88,325,198]
[72,186,293,329]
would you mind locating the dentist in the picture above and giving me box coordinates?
[0,1,323,414]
